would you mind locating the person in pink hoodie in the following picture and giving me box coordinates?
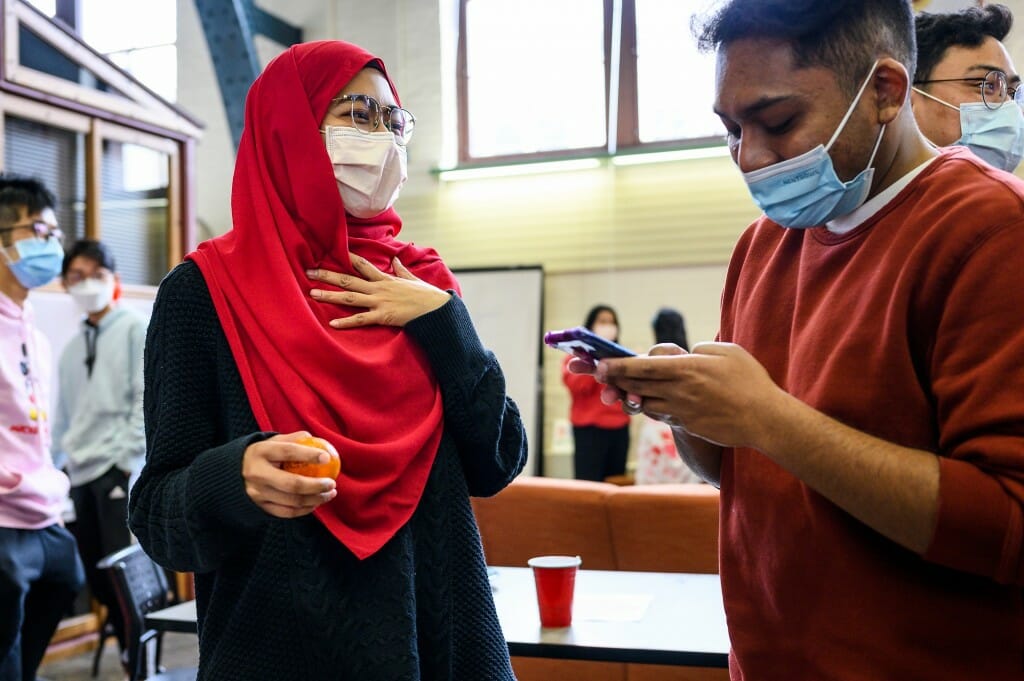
[0,174,84,681]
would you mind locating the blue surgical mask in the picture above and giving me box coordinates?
[956,101,1024,172]
[741,62,885,229]
[1,237,64,289]
[913,88,1024,172]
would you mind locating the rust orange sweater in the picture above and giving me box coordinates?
[719,148,1024,680]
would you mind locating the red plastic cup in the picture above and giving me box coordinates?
[528,555,582,627]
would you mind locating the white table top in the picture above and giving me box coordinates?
[146,567,731,667]
[491,566,729,667]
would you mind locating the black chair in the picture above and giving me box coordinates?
[96,544,197,681]
[89,612,117,677]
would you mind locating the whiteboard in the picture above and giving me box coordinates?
[27,284,157,411]
[453,267,544,476]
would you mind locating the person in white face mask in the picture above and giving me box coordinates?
[560,304,633,482]
[50,239,147,663]
[131,41,526,681]
[912,4,1023,172]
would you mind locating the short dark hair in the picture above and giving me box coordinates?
[914,4,1013,82]
[695,0,917,95]
[0,174,56,225]
[652,308,689,351]
[62,239,116,277]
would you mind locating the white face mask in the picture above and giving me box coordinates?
[592,323,618,341]
[69,276,115,314]
[323,126,408,219]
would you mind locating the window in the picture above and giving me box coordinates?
[635,0,721,144]
[24,0,55,16]
[101,140,170,286]
[457,0,724,164]
[3,115,86,244]
[463,0,606,158]
[80,0,177,102]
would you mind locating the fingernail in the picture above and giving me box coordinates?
[306,269,318,278]
[318,452,329,463]
[329,319,342,328]
[310,288,322,299]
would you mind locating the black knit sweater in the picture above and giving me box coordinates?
[128,262,527,680]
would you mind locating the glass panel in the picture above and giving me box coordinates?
[636,0,723,143]
[78,0,177,102]
[80,0,176,53]
[107,45,178,102]
[100,141,169,286]
[24,0,56,16]
[465,0,606,158]
[3,115,87,243]
[20,26,127,96]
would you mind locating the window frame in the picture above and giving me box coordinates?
[455,0,726,166]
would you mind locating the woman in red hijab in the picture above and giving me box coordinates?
[129,40,526,680]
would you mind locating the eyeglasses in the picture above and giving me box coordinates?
[0,221,64,247]
[914,70,1022,110]
[327,94,416,145]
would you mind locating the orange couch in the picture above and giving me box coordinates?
[472,476,728,681]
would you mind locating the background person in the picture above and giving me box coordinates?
[129,40,527,681]
[912,3,1023,171]
[561,304,631,482]
[634,308,702,485]
[51,238,146,660]
[0,174,85,681]
[587,0,1024,677]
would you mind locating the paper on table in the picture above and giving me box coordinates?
[574,594,653,622]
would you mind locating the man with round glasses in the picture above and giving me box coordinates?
[0,174,85,681]
[912,3,1023,171]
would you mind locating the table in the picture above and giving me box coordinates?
[146,600,198,634]
[492,567,728,667]
[145,568,730,668]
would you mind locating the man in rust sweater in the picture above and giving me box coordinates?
[589,0,1024,678]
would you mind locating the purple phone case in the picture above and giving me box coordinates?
[544,326,636,362]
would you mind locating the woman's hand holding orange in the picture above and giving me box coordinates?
[307,252,451,328]
[242,431,338,519]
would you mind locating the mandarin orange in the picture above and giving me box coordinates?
[282,436,341,480]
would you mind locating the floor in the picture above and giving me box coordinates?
[37,633,198,681]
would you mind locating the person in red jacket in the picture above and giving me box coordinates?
[561,304,631,481]
[581,0,1024,678]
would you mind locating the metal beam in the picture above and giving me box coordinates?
[192,0,302,149]
[250,5,302,48]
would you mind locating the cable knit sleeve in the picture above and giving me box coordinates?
[405,294,527,497]
[129,262,272,574]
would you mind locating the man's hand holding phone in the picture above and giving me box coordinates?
[545,326,644,412]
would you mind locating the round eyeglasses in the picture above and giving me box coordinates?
[327,94,416,145]
[914,70,1022,111]
[0,220,64,248]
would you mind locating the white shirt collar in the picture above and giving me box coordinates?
[826,156,938,234]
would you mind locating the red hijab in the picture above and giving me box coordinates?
[187,41,460,559]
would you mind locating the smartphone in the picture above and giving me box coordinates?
[544,326,636,364]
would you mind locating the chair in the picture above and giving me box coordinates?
[96,544,197,681]
[89,611,117,677]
